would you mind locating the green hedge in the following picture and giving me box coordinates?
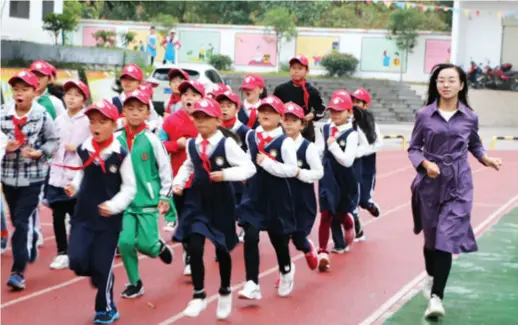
[209,54,233,71]
[321,52,359,77]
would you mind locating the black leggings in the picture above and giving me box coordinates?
[186,233,231,299]
[50,199,76,254]
[243,224,291,284]
[174,193,190,265]
[424,247,453,299]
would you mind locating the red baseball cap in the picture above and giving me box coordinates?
[210,83,231,98]
[168,68,189,81]
[30,60,53,77]
[240,74,265,90]
[85,99,119,122]
[8,69,40,89]
[258,95,284,115]
[120,64,144,81]
[47,62,57,78]
[331,89,350,99]
[124,89,151,106]
[215,90,240,107]
[289,55,309,69]
[138,82,156,98]
[351,88,372,106]
[178,80,205,97]
[283,102,305,119]
[192,98,222,118]
[327,95,353,112]
[63,80,90,100]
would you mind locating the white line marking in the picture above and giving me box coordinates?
[377,166,412,179]
[358,192,518,325]
[156,201,411,325]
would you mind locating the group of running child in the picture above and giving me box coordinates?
[1,54,383,324]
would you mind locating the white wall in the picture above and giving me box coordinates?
[452,0,518,69]
[0,0,64,44]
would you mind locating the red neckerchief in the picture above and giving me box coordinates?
[247,107,257,128]
[331,126,338,137]
[166,93,181,114]
[12,116,27,144]
[200,138,212,176]
[51,136,114,173]
[257,132,275,160]
[292,78,310,112]
[222,117,237,129]
[125,123,147,151]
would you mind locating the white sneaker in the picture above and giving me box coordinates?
[278,263,295,297]
[424,294,445,319]
[422,276,433,299]
[49,255,69,269]
[318,252,331,272]
[183,264,192,276]
[238,280,262,300]
[238,229,245,243]
[331,247,350,254]
[163,221,177,232]
[354,233,367,242]
[183,298,207,317]
[216,294,232,320]
[36,230,44,247]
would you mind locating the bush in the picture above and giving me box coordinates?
[321,52,359,77]
[280,61,290,72]
[209,54,233,71]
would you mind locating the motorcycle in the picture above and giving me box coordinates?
[467,61,485,89]
[483,62,518,91]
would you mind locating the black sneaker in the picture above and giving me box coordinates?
[121,280,144,299]
[368,202,381,218]
[93,309,120,324]
[158,239,173,264]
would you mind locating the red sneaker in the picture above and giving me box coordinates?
[304,239,318,271]
[344,213,356,246]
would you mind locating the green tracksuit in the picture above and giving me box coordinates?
[117,128,176,285]
[36,90,65,119]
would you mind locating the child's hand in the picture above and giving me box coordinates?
[158,200,170,216]
[209,171,225,182]
[256,152,267,166]
[423,161,441,179]
[98,203,112,217]
[327,136,336,145]
[6,140,21,152]
[483,156,502,171]
[177,137,187,149]
[173,185,183,196]
[21,147,42,159]
[64,184,76,197]
[304,112,315,122]
[65,144,77,152]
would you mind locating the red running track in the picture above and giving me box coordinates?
[1,151,517,325]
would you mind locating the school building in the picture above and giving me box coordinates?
[0,0,64,44]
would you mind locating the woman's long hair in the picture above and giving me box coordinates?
[425,63,472,110]
[259,87,268,100]
[112,78,123,94]
[48,83,65,106]
[352,105,377,144]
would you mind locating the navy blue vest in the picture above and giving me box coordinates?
[112,96,123,114]
[238,106,259,129]
[234,123,250,152]
[187,137,231,183]
[73,143,128,232]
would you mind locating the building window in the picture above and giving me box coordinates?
[9,0,30,19]
[42,1,55,19]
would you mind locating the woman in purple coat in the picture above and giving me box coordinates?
[408,64,502,320]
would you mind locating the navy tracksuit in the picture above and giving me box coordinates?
[68,144,128,313]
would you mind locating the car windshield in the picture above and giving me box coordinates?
[152,68,200,81]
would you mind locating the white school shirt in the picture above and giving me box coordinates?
[173,130,256,189]
[249,126,298,178]
[293,134,324,183]
[71,137,137,214]
[242,100,261,117]
[356,123,383,158]
[326,122,358,168]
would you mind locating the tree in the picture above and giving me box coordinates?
[93,30,117,47]
[151,13,178,37]
[42,10,78,45]
[119,31,137,48]
[386,8,422,82]
[260,7,298,72]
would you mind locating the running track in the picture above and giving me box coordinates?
[2,151,517,325]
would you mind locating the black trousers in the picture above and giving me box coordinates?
[50,199,76,254]
[424,246,452,299]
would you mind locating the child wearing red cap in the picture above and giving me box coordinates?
[112,64,160,131]
[47,80,91,270]
[273,55,325,142]
[64,99,136,324]
[317,92,359,272]
[173,98,255,319]
[30,60,65,120]
[215,90,249,242]
[1,70,58,290]
[160,79,205,274]
[238,74,267,129]
[237,95,298,300]
[281,102,322,270]
[0,130,7,253]
[208,83,231,100]
[116,90,174,299]
[164,68,190,116]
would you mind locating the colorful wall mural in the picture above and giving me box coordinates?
[234,33,277,67]
[360,37,408,73]
[295,36,340,69]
